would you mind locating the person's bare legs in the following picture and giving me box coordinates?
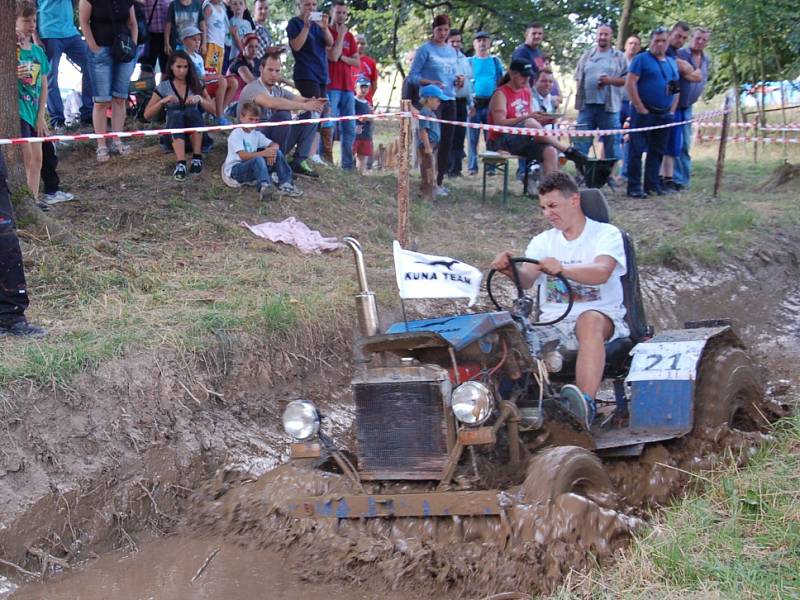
[223,77,238,112]
[521,117,571,153]
[110,97,126,134]
[213,82,225,118]
[660,155,674,178]
[93,100,110,151]
[540,146,559,175]
[22,143,43,200]
[574,310,614,398]
[172,136,186,161]
[190,131,202,155]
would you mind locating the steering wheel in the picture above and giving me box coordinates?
[486,257,574,326]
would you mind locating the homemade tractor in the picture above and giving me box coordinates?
[275,190,765,523]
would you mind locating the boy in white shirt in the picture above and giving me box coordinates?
[224,101,303,200]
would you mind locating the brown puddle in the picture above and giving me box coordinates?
[10,536,414,600]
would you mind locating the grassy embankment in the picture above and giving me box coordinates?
[553,408,800,599]
[0,121,796,389]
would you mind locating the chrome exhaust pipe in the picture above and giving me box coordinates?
[343,237,380,338]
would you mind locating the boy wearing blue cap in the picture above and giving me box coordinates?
[417,84,447,199]
[353,76,373,173]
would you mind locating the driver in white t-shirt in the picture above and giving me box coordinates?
[490,171,628,428]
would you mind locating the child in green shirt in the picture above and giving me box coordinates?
[16,0,51,203]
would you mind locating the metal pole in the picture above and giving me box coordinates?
[396,99,411,246]
[713,90,733,198]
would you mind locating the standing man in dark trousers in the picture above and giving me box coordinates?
[447,29,472,178]
[625,27,679,198]
[0,153,46,338]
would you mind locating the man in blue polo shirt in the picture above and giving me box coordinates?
[625,26,679,198]
[512,22,545,84]
[37,0,94,129]
[674,27,710,189]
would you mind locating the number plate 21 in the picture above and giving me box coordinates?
[626,340,708,383]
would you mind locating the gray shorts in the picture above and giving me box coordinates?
[535,311,630,353]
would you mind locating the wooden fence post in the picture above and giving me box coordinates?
[396,99,412,246]
[713,90,733,198]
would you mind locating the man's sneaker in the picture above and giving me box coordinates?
[278,182,304,198]
[42,190,76,205]
[189,157,203,174]
[36,201,50,212]
[271,172,280,184]
[0,320,46,339]
[467,169,478,176]
[559,384,596,430]
[259,184,275,202]
[292,160,319,178]
[309,154,328,166]
[216,115,231,126]
[173,163,187,181]
[435,186,449,197]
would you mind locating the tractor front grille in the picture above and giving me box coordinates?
[353,376,449,480]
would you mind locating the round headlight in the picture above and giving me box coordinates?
[451,381,493,425]
[282,399,320,440]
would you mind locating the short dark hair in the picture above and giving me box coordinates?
[240,101,262,118]
[331,0,347,6]
[535,68,554,81]
[537,171,579,198]
[672,21,690,32]
[448,29,461,38]
[650,26,669,39]
[432,14,451,29]
[16,0,36,17]
[527,22,543,30]
[261,48,284,66]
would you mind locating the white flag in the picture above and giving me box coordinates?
[393,241,483,306]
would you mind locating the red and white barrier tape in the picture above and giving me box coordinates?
[415,108,728,138]
[0,112,404,146]
[699,134,800,144]
[697,122,800,131]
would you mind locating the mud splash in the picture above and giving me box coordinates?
[187,463,641,597]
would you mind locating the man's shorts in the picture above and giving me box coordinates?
[535,310,630,353]
[490,132,547,162]
[353,139,373,157]
[204,43,225,75]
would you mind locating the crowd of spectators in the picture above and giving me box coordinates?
[14,0,711,208]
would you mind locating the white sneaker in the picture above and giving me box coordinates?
[309,154,327,165]
[435,186,449,197]
[278,182,304,198]
[42,190,76,205]
[271,172,279,184]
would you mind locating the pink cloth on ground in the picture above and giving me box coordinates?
[240,217,342,254]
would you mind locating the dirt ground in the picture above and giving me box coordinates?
[0,127,798,598]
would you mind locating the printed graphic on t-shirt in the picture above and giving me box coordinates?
[510,97,529,118]
[545,276,600,303]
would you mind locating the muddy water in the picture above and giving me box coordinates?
[10,537,413,600]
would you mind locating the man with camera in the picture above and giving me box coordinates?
[624,26,679,198]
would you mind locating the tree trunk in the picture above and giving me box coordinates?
[0,5,79,245]
[0,2,24,188]
[616,0,635,50]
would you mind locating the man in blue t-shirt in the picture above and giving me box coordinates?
[674,27,710,190]
[511,22,544,85]
[467,31,504,175]
[37,0,94,128]
[624,26,679,198]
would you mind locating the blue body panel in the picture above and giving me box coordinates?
[385,312,517,352]
[629,379,694,431]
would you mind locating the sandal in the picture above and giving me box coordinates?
[96,146,110,163]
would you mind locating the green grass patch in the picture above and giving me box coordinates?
[556,411,800,598]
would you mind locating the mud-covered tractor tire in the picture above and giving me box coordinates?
[694,344,765,432]
[522,445,612,505]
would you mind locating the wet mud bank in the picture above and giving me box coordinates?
[0,325,354,580]
[4,245,799,597]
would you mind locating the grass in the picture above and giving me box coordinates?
[0,123,797,389]
[553,409,800,599]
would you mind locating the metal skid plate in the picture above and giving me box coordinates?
[623,326,731,435]
[287,490,502,519]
